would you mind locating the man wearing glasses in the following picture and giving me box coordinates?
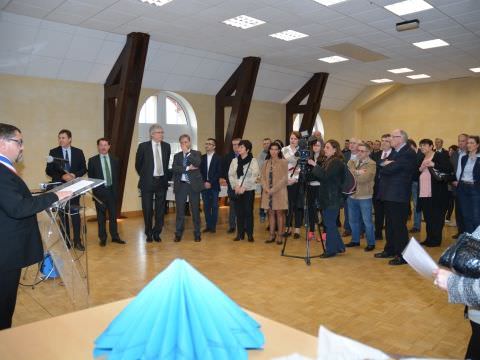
[135,124,171,243]
[200,138,221,233]
[374,129,417,265]
[0,123,71,329]
[46,129,87,251]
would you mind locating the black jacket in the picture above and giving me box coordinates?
[172,150,204,193]
[378,144,417,203]
[135,141,171,190]
[46,146,87,183]
[312,158,345,209]
[0,165,58,271]
[200,152,222,191]
[87,154,120,199]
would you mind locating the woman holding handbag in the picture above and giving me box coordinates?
[228,140,259,242]
[417,138,453,247]
[260,142,288,245]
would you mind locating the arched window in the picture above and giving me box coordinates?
[293,114,325,136]
[138,92,198,166]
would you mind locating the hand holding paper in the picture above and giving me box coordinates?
[402,237,439,278]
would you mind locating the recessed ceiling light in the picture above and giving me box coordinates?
[385,0,433,16]
[413,39,449,49]
[222,15,266,29]
[139,0,173,6]
[388,68,414,74]
[371,79,393,83]
[312,0,349,5]
[269,30,309,42]
[407,74,430,79]
[470,67,480,73]
[318,56,349,63]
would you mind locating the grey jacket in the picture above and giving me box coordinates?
[447,274,480,324]
[172,149,204,193]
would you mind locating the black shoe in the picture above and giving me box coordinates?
[112,238,126,244]
[389,256,407,265]
[420,240,430,246]
[425,242,440,247]
[265,235,276,244]
[153,232,161,242]
[227,228,235,234]
[293,233,300,239]
[247,236,254,242]
[374,251,394,258]
[174,234,182,242]
[409,228,420,233]
[194,235,201,242]
[342,230,351,237]
[74,242,85,251]
[233,237,241,241]
[320,252,336,258]
[345,242,360,247]
[364,245,375,252]
[210,228,216,233]
[202,228,211,233]
[452,233,460,239]
[99,239,106,247]
[146,233,153,243]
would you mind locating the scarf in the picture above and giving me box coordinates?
[236,153,253,179]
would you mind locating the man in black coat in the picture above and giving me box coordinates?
[87,138,125,247]
[374,129,417,265]
[172,134,204,241]
[135,124,171,243]
[200,138,222,233]
[0,123,71,330]
[45,129,87,250]
[220,138,241,233]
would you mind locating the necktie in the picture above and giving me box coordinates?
[155,143,164,176]
[183,153,190,183]
[103,156,112,186]
[64,149,71,172]
[381,152,387,160]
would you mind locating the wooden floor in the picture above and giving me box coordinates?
[13,204,467,359]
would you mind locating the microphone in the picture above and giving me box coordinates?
[46,155,68,163]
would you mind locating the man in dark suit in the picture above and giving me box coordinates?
[172,134,204,242]
[435,137,450,157]
[370,134,392,240]
[0,123,71,330]
[374,129,417,265]
[451,133,469,238]
[87,138,125,247]
[220,138,241,234]
[135,124,171,243]
[200,138,221,233]
[46,129,87,251]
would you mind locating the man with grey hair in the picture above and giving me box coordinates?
[135,124,171,243]
[374,129,417,265]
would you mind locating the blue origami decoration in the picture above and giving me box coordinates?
[94,259,264,359]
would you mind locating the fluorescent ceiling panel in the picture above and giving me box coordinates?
[312,0,349,5]
[469,67,480,73]
[370,78,393,83]
[388,68,413,73]
[407,74,430,79]
[269,30,309,42]
[385,0,433,16]
[222,15,266,29]
[413,39,449,49]
[318,56,349,63]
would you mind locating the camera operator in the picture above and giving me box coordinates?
[306,139,325,242]
[282,132,303,238]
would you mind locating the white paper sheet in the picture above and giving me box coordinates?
[60,180,94,193]
[402,237,439,279]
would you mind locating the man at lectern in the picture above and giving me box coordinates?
[87,138,125,247]
[0,123,71,330]
[46,129,87,251]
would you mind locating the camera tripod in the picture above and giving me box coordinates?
[281,174,325,265]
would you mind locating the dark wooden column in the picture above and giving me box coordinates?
[285,72,329,143]
[215,56,261,155]
[104,32,149,215]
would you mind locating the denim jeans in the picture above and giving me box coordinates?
[202,189,219,231]
[457,183,480,233]
[347,197,375,246]
[323,208,345,254]
[411,181,422,229]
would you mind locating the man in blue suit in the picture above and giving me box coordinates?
[374,129,417,265]
[200,138,221,233]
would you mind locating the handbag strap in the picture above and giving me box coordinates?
[239,160,252,187]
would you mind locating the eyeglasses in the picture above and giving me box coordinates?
[391,135,402,138]
[8,138,23,146]
[205,143,215,146]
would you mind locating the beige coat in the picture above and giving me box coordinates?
[347,158,376,199]
[260,158,288,210]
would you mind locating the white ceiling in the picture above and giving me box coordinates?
[1,0,479,110]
